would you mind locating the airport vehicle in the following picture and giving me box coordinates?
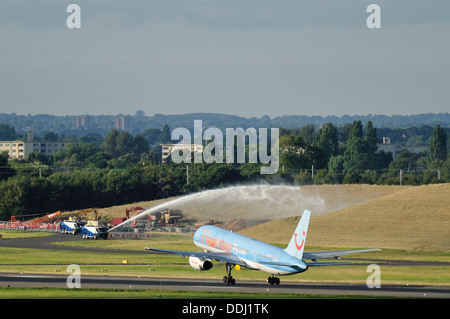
[60,220,83,234]
[145,210,379,285]
[81,225,109,239]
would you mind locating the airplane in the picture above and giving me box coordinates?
[145,210,379,285]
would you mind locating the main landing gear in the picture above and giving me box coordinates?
[222,264,281,286]
[267,275,280,285]
[223,263,236,286]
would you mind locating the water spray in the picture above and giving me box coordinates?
[109,184,325,232]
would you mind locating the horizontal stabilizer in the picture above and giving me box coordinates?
[303,249,380,261]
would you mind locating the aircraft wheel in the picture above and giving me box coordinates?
[223,276,235,286]
[268,276,280,285]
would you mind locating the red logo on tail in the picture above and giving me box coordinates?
[294,231,306,250]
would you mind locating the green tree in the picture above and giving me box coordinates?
[142,128,161,145]
[42,131,59,141]
[102,130,148,160]
[343,120,367,171]
[279,135,307,169]
[157,124,172,144]
[0,151,15,181]
[133,134,150,156]
[115,131,134,156]
[313,122,338,161]
[328,155,344,183]
[365,121,378,154]
[85,151,111,169]
[342,120,382,172]
[299,124,315,145]
[280,135,326,170]
[388,149,427,172]
[0,176,26,218]
[0,123,16,140]
[27,151,53,165]
[103,129,119,157]
[80,133,103,144]
[328,155,344,173]
[429,124,447,162]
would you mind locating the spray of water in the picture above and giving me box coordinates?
[109,184,326,232]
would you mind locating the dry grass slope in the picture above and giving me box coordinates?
[241,184,450,251]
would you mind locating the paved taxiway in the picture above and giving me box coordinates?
[1,272,450,298]
[1,233,450,298]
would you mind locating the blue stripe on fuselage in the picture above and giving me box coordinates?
[193,225,307,275]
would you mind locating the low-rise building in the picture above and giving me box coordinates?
[377,137,428,159]
[161,143,203,163]
[0,140,78,160]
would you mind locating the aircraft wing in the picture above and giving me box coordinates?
[305,261,353,266]
[145,247,246,267]
[303,249,380,261]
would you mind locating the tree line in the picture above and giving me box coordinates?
[0,121,449,221]
[1,111,449,139]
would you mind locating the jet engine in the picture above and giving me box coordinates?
[189,256,213,270]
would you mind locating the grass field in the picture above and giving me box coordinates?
[0,286,379,299]
[0,232,449,286]
[240,184,450,251]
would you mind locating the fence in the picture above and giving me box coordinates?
[108,232,154,239]
[277,166,444,186]
[0,221,60,232]
[0,222,192,238]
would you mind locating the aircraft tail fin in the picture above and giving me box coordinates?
[284,210,311,259]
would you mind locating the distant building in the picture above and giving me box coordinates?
[115,116,133,131]
[377,137,428,159]
[74,115,94,130]
[26,131,35,142]
[0,140,78,160]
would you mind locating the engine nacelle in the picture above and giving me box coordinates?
[189,256,213,271]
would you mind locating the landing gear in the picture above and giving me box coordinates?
[267,275,280,285]
[223,263,236,286]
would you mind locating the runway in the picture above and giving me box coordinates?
[1,233,450,298]
[2,272,450,298]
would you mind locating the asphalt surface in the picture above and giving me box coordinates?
[1,233,450,298]
[0,232,148,254]
[2,272,450,298]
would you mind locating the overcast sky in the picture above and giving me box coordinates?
[0,1,449,118]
